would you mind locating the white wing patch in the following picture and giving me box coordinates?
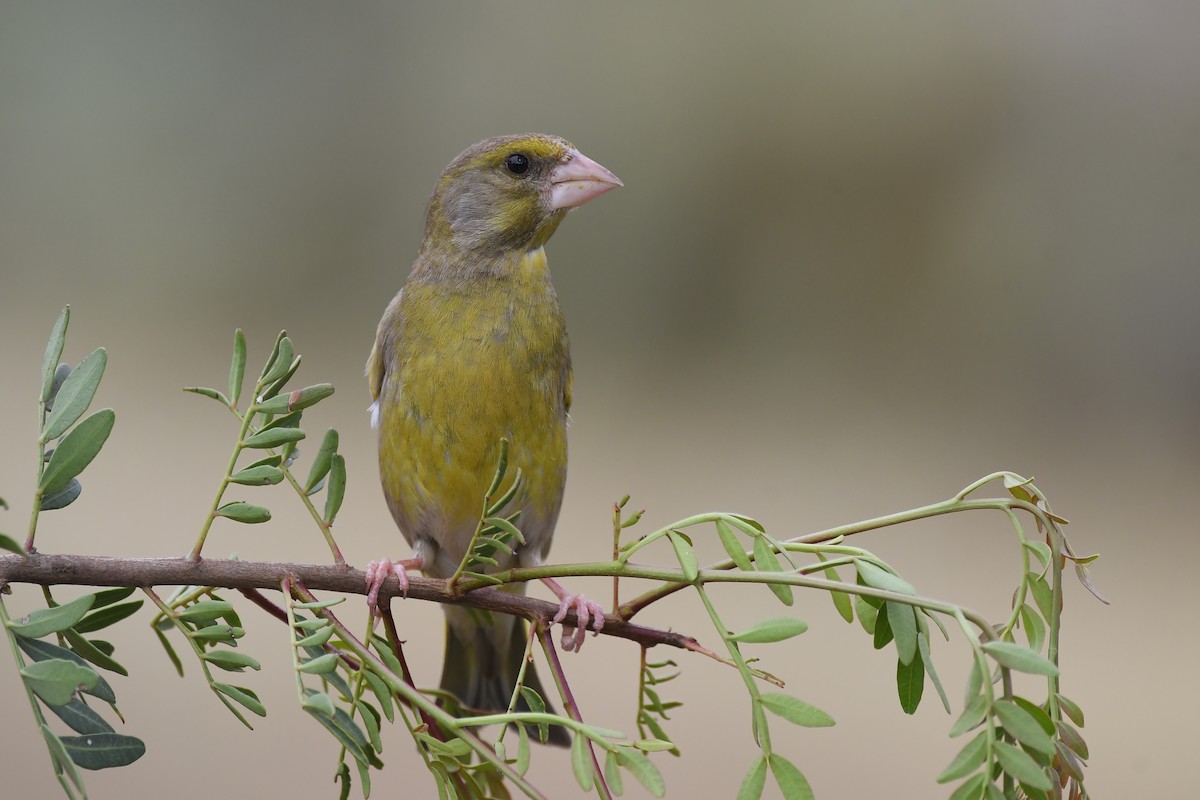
[369,399,381,430]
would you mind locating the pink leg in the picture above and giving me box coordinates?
[364,557,423,617]
[542,577,606,653]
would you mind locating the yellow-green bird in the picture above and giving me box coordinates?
[365,133,621,743]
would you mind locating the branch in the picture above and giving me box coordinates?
[0,553,698,651]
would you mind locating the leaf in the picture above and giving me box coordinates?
[730,617,808,644]
[981,641,1059,676]
[896,653,924,714]
[298,653,340,674]
[40,309,71,402]
[89,587,136,609]
[40,723,87,795]
[854,559,916,595]
[949,693,988,738]
[215,502,272,524]
[16,636,117,703]
[183,386,231,405]
[189,624,244,644]
[1028,573,1054,622]
[22,658,101,705]
[260,334,294,384]
[1055,693,1085,727]
[42,348,107,442]
[44,696,115,735]
[752,536,793,606]
[1023,540,1052,572]
[516,721,531,776]
[228,465,285,486]
[605,751,624,796]
[872,600,894,649]
[993,741,1052,790]
[73,600,143,634]
[296,625,335,648]
[946,772,987,800]
[817,558,853,623]
[46,362,72,409]
[305,428,339,491]
[1018,604,1046,652]
[201,649,261,672]
[212,683,268,719]
[8,594,96,638]
[1055,720,1089,760]
[917,632,951,714]
[63,629,129,676]
[255,383,335,414]
[41,306,70,403]
[177,600,234,624]
[228,329,247,408]
[242,427,305,449]
[617,748,665,798]
[759,693,835,727]
[302,692,336,717]
[937,732,988,783]
[886,601,918,665]
[39,409,115,494]
[324,454,346,525]
[666,530,698,581]
[767,753,814,800]
[60,733,146,770]
[571,733,594,792]
[39,478,82,510]
[737,756,768,800]
[716,519,754,571]
[1,532,27,555]
[855,595,878,635]
[993,700,1056,755]
[1012,697,1054,736]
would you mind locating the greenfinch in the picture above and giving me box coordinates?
[365,134,621,743]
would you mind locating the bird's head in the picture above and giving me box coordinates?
[424,133,622,258]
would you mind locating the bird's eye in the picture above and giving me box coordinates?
[504,153,530,175]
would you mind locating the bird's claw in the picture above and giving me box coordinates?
[551,594,605,653]
[364,557,411,618]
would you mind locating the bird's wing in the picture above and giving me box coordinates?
[366,289,405,429]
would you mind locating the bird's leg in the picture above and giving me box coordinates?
[541,577,605,653]
[365,556,424,617]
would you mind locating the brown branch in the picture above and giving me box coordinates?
[0,553,698,651]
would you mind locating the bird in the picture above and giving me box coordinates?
[364,133,621,745]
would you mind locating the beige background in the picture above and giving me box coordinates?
[1,3,1196,798]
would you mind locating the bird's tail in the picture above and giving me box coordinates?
[439,606,570,747]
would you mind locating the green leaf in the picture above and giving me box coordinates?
[302,692,336,717]
[818,558,854,623]
[855,595,878,635]
[752,535,793,606]
[759,693,834,727]
[242,427,305,449]
[41,306,70,403]
[211,683,266,718]
[516,721,531,776]
[917,632,950,714]
[8,594,96,638]
[42,348,107,442]
[188,624,244,644]
[305,428,339,491]
[39,409,115,494]
[605,750,624,796]
[183,386,231,405]
[0,532,27,555]
[993,700,1056,755]
[886,601,918,665]
[963,659,983,708]
[228,329,247,408]
[88,587,136,609]
[737,756,768,800]
[1028,572,1054,622]
[296,625,335,648]
[22,658,101,705]
[215,502,272,524]
[39,478,82,510]
[854,559,916,595]
[872,600,894,649]
[1055,693,1085,727]
[61,733,146,770]
[937,731,988,783]
[667,530,699,581]
[1018,604,1046,652]
[73,600,143,634]
[46,362,72,409]
[177,600,234,624]
[40,723,87,795]
[1055,720,1089,760]
[17,636,116,703]
[324,454,346,525]
[617,748,665,798]
[716,519,753,571]
[298,653,340,674]
[981,641,1060,676]
[260,334,294,385]
[571,733,594,792]
[896,653,924,714]
[254,383,335,414]
[1012,696,1054,736]
[730,617,808,644]
[228,465,285,485]
[949,693,988,738]
[63,629,128,676]
[767,753,814,800]
[201,649,261,672]
[993,741,1052,790]
[44,696,115,735]
[1023,540,1052,572]
[946,772,987,800]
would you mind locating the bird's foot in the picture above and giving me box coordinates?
[542,577,605,653]
[364,557,422,617]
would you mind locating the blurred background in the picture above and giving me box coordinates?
[1,2,1196,797]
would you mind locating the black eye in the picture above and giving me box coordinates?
[504,153,530,175]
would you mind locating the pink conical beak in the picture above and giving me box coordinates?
[549,148,623,210]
